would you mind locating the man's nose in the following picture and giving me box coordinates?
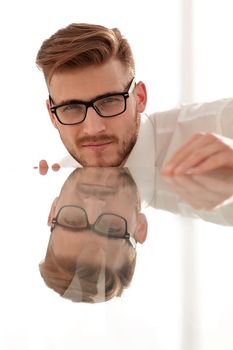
[82,107,106,135]
[83,198,106,224]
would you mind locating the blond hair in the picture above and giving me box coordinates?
[36,23,135,83]
[39,243,136,303]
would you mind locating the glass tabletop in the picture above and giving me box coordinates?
[1,166,233,350]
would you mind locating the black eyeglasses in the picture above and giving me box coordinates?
[49,78,136,125]
[51,205,137,249]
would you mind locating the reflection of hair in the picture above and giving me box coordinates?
[36,23,135,83]
[39,242,136,303]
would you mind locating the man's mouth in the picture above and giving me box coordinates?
[81,141,113,149]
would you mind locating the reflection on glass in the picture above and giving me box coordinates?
[39,167,148,303]
[51,205,137,248]
[162,168,233,211]
[159,168,233,225]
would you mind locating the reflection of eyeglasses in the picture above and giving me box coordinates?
[51,205,137,249]
[49,78,136,125]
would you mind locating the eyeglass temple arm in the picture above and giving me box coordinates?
[49,95,54,106]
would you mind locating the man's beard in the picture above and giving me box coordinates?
[62,113,140,167]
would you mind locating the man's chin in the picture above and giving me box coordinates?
[79,158,123,167]
[69,137,135,167]
[71,152,123,167]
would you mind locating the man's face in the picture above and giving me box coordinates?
[47,59,147,166]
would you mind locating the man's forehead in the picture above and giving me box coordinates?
[48,60,130,102]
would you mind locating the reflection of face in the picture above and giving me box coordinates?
[47,59,146,166]
[49,168,146,270]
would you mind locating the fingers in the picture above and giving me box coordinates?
[163,133,211,172]
[34,160,61,175]
[192,173,233,194]
[191,151,233,175]
[39,160,49,175]
[161,133,233,175]
[192,168,233,187]
[51,163,61,172]
[163,174,229,210]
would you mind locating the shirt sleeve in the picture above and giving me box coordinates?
[152,97,233,165]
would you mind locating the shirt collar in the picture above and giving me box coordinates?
[125,113,155,167]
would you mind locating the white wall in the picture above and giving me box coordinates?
[193,0,233,103]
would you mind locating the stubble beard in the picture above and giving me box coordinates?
[63,112,141,167]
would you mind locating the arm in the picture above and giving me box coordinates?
[160,98,233,175]
[161,132,233,175]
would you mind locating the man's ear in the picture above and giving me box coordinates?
[46,99,58,129]
[135,213,148,244]
[135,81,147,113]
[47,197,59,225]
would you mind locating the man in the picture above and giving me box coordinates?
[40,167,147,303]
[36,23,233,174]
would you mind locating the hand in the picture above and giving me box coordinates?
[34,160,61,175]
[161,132,233,176]
[163,168,233,210]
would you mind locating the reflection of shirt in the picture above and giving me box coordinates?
[59,97,233,168]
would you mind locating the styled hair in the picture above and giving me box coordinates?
[36,23,135,83]
[39,242,136,303]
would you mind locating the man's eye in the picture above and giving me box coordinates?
[62,104,84,112]
[108,226,122,233]
[63,218,78,226]
[63,217,85,227]
[102,96,122,104]
[106,221,124,235]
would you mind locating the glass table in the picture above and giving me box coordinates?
[1,166,233,350]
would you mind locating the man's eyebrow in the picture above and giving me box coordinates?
[49,95,81,106]
[50,98,84,106]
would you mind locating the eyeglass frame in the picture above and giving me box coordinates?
[50,205,137,249]
[49,77,136,125]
